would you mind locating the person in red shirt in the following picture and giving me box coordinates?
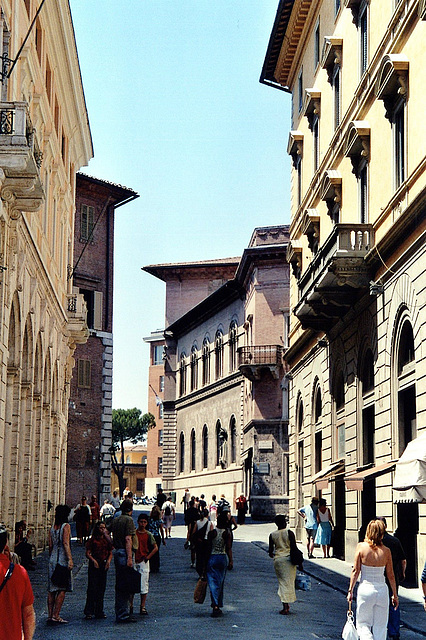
[0,523,35,640]
[131,514,158,615]
[84,522,113,619]
[89,495,101,531]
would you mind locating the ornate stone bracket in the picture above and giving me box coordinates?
[345,0,367,24]
[302,208,320,254]
[375,54,409,121]
[344,121,370,175]
[287,130,303,168]
[304,89,321,131]
[321,37,343,84]
[321,170,342,220]
[1,176,44,218]
[287,240,302,280]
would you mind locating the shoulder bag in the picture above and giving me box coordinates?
[0,562,14,594]
[342,605,360,640]
[288,529,304,567]
[51,525,72,589]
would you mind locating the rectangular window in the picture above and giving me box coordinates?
[359,164,368,223]
[158,429,163,446]
[298,69,303,113]
[136,478,145,493]
[314,21,320,70]
[158,404,163,420]
[296,156,302,207]
[359,3,368,76]
[333,66,341,129]
[394,102,405,189]
[313,116,319,173]
[335,0,341,16]
[315,431,322,473]
[77,359,91,388]
[153,345,163,365]
[157,457,163,474]
[159,375,165,392]
[80,289,94,329]
[80,204,94,241]
[282,312,290,349]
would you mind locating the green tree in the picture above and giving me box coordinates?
[110,408,155,497]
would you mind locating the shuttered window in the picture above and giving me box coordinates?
[80,204,94,241]
[77,359,91,388]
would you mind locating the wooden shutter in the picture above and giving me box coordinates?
[93,291,103,330]
[77,359,91,388]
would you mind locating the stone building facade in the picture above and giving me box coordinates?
[145,226,290,518]
[0,0,92,548]
[262,0,426,582]
[111,443,147,497]
[66,174,138,508]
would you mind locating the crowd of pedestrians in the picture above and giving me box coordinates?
[1,489,426,639]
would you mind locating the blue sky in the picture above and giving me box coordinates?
[69,1,291,410]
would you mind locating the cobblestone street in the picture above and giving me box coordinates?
[28,512,425,640]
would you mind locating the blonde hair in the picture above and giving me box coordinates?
[365,519,385,548]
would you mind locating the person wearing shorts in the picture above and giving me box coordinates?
[297,497,319,558]
[132,514,158,615]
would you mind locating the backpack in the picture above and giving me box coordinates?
[217,499,230,515]
[164,504,171,517]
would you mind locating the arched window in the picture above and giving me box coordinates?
[395,318,416,455]
[229,321,238,372]
[230,415,237,463]
[179,432,185,473]
[361,349,375,465]
[190,345,198,392]
[202,425,208,469]
[313,383,322,424]
[191,429,196,471]
[215,330,224,379]
[179,353,187,397]
[202,337,210,386]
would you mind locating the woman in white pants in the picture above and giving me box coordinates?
[347,520,398,640]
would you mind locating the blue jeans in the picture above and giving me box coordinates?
[387,593,400,638]
[114,549,131,621]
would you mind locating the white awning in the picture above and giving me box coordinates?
[393,432,426,503]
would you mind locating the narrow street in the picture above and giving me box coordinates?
[29,512,425,640]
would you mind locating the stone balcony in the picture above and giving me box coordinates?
[66,293,89,345]
[237,345,284,381]
[294,223,375,332]
[0,101,44,216]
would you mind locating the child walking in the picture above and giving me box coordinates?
[132,514,158,615]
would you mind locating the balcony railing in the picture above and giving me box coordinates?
[294,223,375,332]
[237,345,283,380]
[66,293,89,345]
[0,101,44,214]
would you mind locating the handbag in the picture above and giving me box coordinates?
[51,525,71,589]
[295,570,311,591]
[194,576,207,604]
[289,530,304,567]
[342,606,359,640]
[51,563,71,588]
[116,565,141,593]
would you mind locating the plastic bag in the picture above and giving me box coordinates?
[342,610,359,640]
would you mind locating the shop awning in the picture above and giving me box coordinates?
[393,432,426,503]
[311,459,345,490]
[344,460,397,491]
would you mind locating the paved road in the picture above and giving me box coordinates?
[29,512,425,640]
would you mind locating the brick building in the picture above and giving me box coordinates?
[144,226,291,518]
[66,173,138,507]
[143,330,165,498]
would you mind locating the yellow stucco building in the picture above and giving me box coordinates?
[262,0,426,584]
[0,0,92,548]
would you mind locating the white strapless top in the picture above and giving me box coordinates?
[360,564,385,584]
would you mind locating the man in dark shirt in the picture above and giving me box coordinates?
[376,516,406,640]
[156,488,167,509]
[109,500,137,623]
[184,499,199,568]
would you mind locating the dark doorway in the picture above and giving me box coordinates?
[359,478,376,541]
[396,502,419,587]
[333,478,346,559]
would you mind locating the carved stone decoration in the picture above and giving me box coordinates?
[287,131,303,168]
[287,240,303,280]
[1,176,44,218]
[321,170,342,220]
[321,37,343,84]
[345,0,365,24]
[375,54,409,120]
[302,209,320,254]
[419,0,426,19]
[304,89,321,131]
[344,121,370,175]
